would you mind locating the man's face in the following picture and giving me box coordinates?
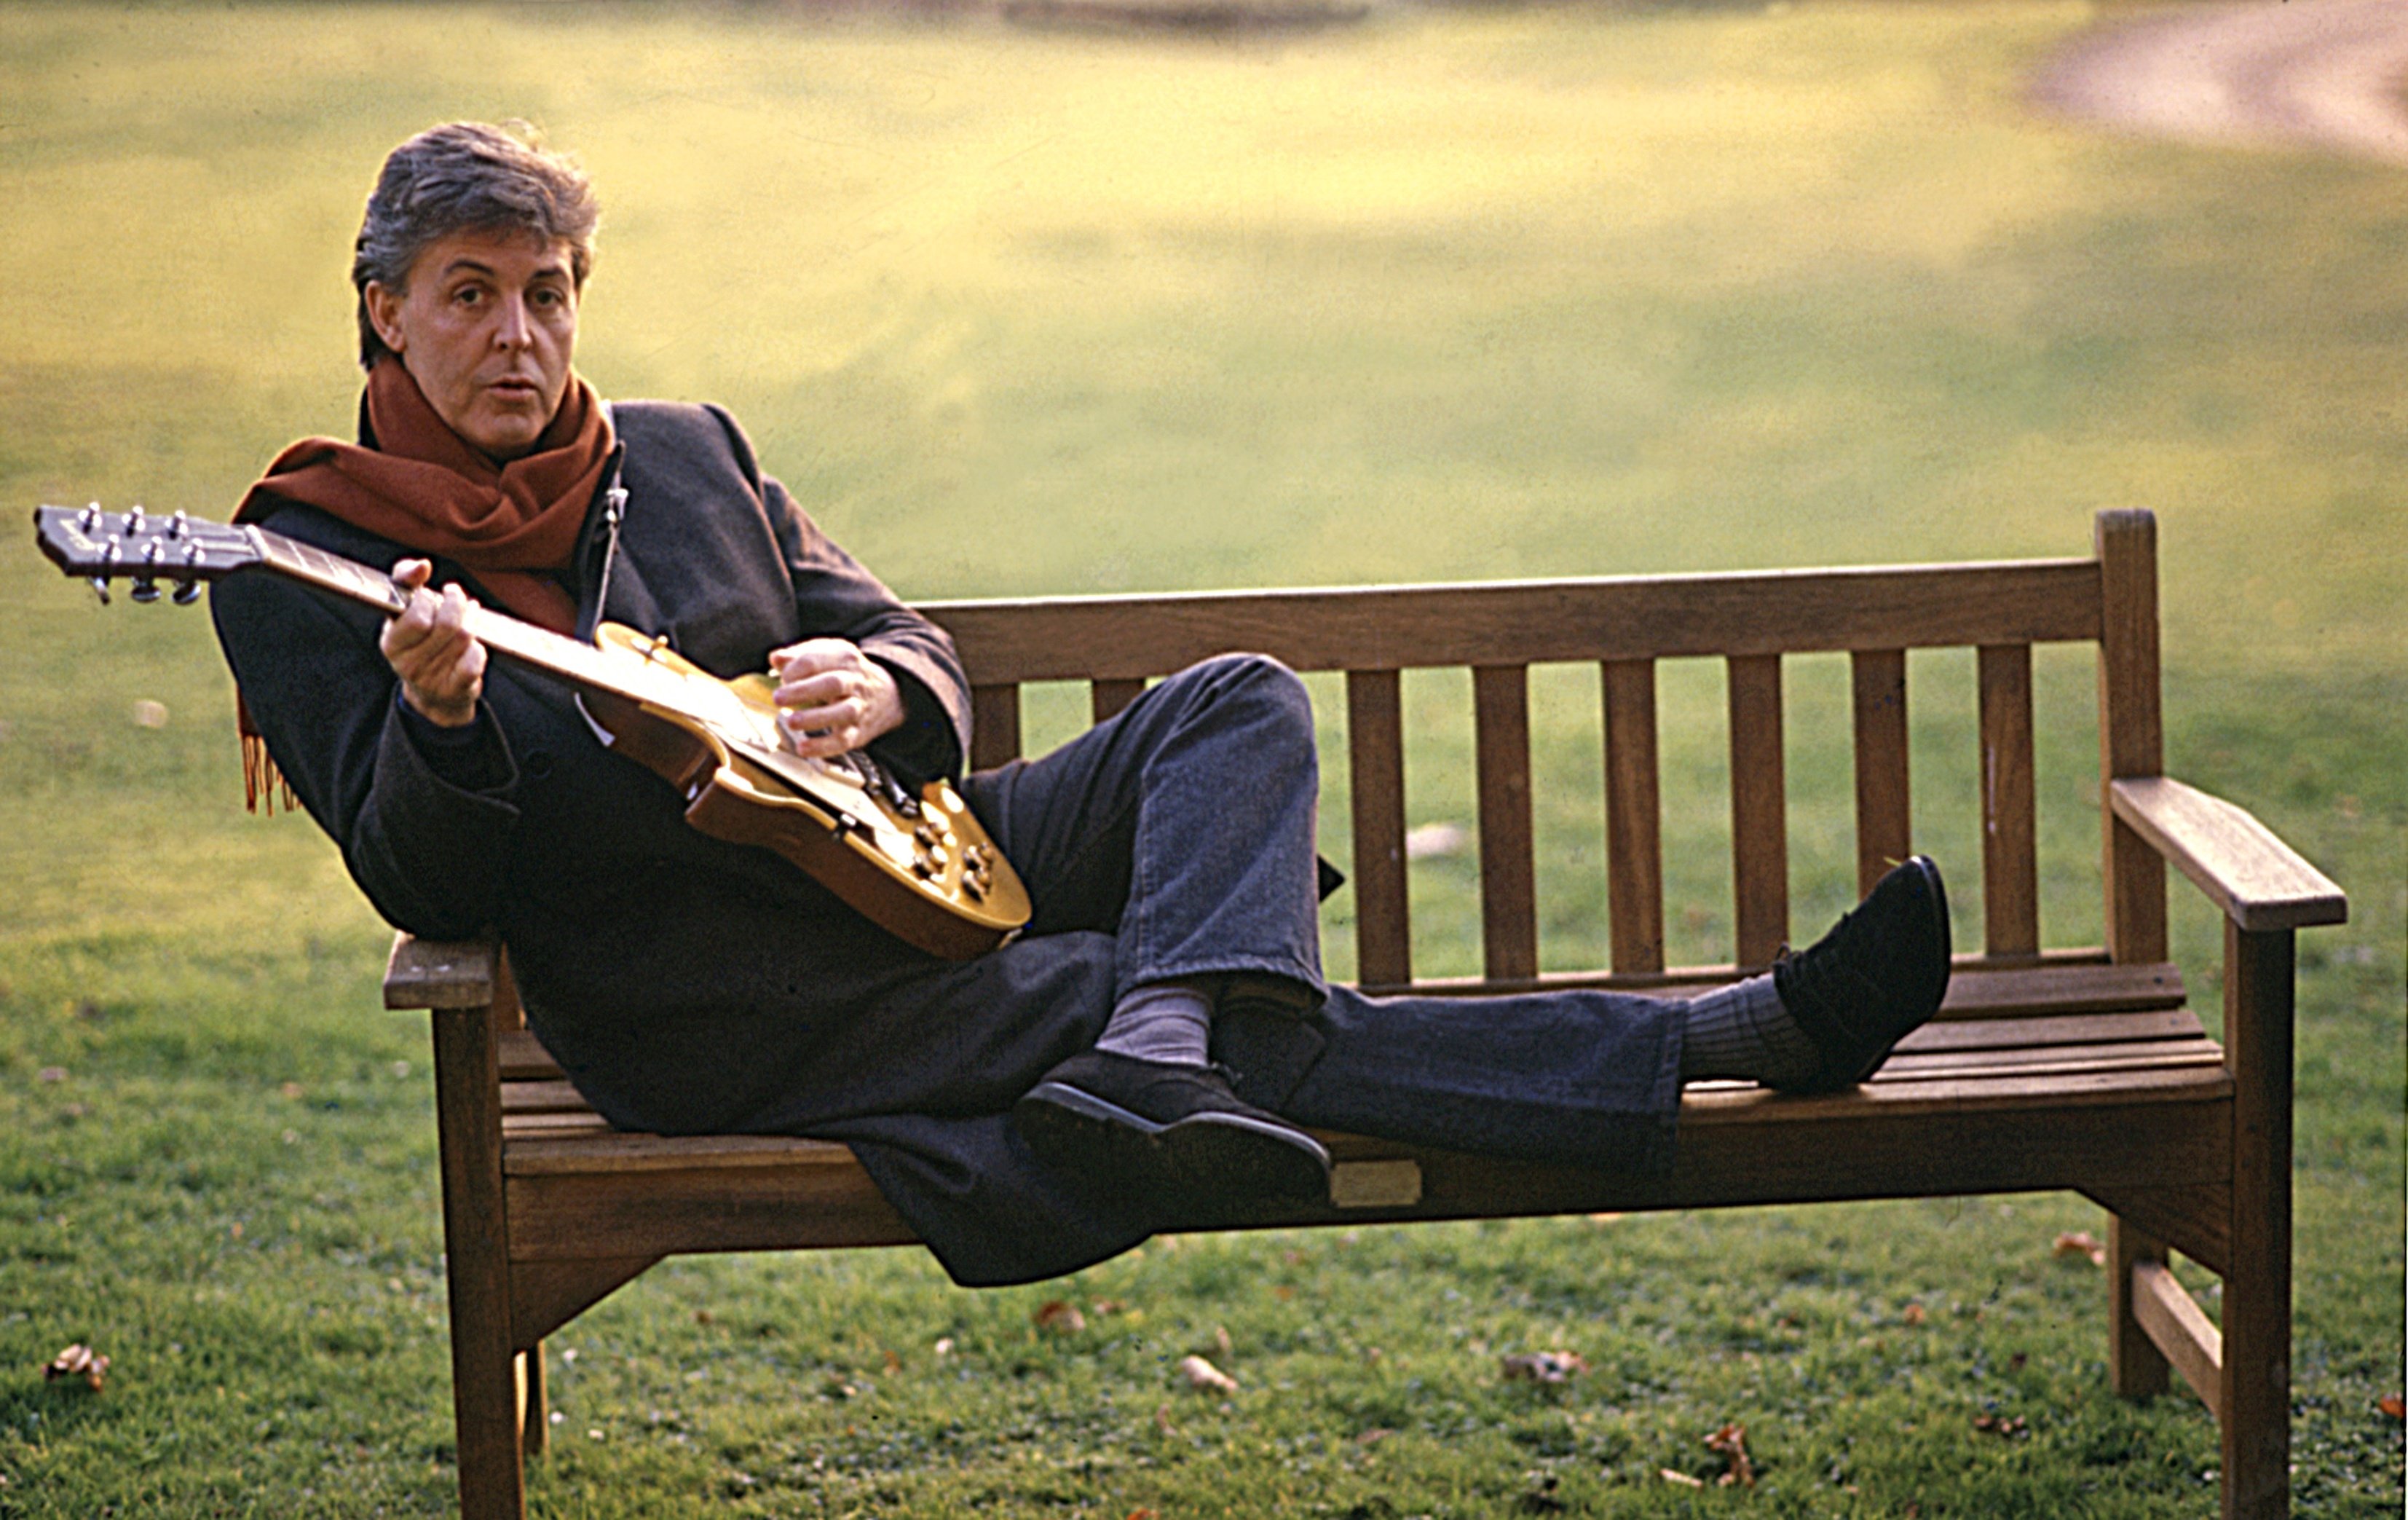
[364,228,580,462]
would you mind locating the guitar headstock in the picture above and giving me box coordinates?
[33,503,258,605]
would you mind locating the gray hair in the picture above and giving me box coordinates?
[351,121,599,370]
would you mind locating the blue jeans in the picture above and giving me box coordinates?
[965,654,1685,1171]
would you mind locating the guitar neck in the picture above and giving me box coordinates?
[250,526,667,707]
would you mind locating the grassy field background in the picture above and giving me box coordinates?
[1,1,2400,1514]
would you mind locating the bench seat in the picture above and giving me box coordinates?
[462,955,2234,1310]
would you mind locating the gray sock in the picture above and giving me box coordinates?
[1678,973,1820,1086]
[1093,982,1213,1068]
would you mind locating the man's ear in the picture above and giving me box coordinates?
[363,280,408,356]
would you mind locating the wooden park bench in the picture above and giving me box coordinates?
[382,508,2345,1519]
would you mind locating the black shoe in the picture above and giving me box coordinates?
[1770,856,1952,1092]
[1014,1050,1333,1205]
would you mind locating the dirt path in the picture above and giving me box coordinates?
[2030,0,2408,164]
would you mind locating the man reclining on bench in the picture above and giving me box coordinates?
[210,121,1953,1288]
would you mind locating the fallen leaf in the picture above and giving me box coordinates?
[1659,1468,1705,1487]
[2008,1352,2028,1371]
[1705,1422,1756,1487]
[2052,1231,2107,1267]
[44,1344,108,1393]
[1089,1299,1126,1318]
[1500,1350,1587,1384]
[1973,1413,2028,1438]
[692,1309,714,1326]
[279,1082,304,1100]
[1355,1428,1392,1446]
[1901,1302,1927,1326]
[933,1337,955,1356]
[881,1349,901,1377]
[1177,1354,1238,1393]
[2378,1394,2404,1420]
[131,700,168,729]
[36,1068,65,1084]
[1126,1511,1158,1520]
[1033,1300,1086,1334]
[1271,1285,1295,1301]
[1212,1326,1233,1359]
[1153,1402,1176,1433]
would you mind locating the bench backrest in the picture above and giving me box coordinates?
[922,509,2166,991]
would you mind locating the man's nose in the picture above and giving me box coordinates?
[492,295,533,349]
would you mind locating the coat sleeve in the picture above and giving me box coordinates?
[209,529,523,941]
[706,405,972,787]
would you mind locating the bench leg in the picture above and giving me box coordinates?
[519,1343,548,1457]
[2220,924,2293,1520]
[434,1005,526,1520]
[2108,1218,2172,1399]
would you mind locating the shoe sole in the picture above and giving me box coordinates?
[1014,1082,1333,1204]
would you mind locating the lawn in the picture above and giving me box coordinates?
[0,1,2400,1514]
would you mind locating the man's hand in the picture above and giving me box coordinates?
[382,559,486,728]
[771,639,903,759]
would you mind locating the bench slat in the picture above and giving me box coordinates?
[1473,665,1538,982]
[1092,679,1145,725]
[1726,654,1788,968]
[1367,955,2182,1013]
[1345,669,1412,985]
[1603,658,1664,973]
[498,1074,2227,1261]
[1894,1006,2205,1054]
[1852,648,1911,895]
[1869,1038,2225,1081]
[1978,644,2041,955]
[970,683,1021,770]
[920,558,2105,683]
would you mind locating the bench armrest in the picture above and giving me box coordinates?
[2108,776,2348,932]
[382,933,500,1010]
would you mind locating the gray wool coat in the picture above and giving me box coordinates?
[213,401,1183,1284]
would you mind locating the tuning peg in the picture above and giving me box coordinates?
[125,505,146,535]
[171,579,202,606]
[88,578,111,606]
[167,510,190,539]
[130,578,160,605]
[78,502,103,532]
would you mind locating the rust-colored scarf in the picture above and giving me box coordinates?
[234,358,615,811]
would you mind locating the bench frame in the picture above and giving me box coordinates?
[381,510,2345,1519]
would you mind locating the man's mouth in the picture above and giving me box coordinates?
[486,377,541,401]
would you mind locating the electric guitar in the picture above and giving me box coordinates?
[33,503,1031,959]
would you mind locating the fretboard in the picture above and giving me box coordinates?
[248,525,679,709]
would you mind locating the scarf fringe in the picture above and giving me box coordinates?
[237,701,299,815]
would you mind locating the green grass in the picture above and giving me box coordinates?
[1,1,2401,1514]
